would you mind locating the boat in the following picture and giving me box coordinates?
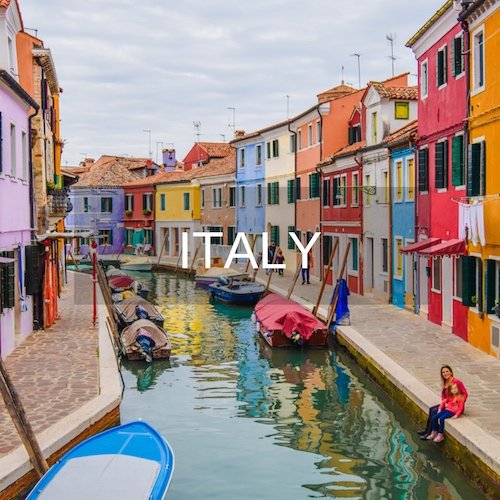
[195,266,248,287]
[121,257,154,272]
[121,319,171,362]
[27,420,174,500]
[106,266,130,278]
[114,295,164,330]
[109,276,149,299]
[208,276,265,305]
[253,293,328,348]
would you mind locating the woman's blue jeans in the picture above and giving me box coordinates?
[430,410,455,434]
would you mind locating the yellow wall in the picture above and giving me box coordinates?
[468,8,500,356]
[155,182,201,221]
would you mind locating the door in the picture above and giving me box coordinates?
[404,240,415,310]
[442,257,453,328]
[365,237,374,293]
[419,256,428,315]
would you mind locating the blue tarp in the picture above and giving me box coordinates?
[331,279,350,328]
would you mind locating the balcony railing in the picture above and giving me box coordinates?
[48,189,73,217]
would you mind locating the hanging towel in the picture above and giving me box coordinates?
[459,203,473,242]
[471,202,486,246]
[17,244,28,312]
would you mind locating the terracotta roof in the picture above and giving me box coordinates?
[384,120,418,147]
[193,151,235,180]
[73,156,150,188]
[125,171,171,187]
[62,166,91,175]
[197,142,233,158]
[371,83,418,100]
[406,1,452,47]
[319,141,366,166]
[317,83,358,102]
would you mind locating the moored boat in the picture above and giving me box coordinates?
[208,276,265,305]
[121,319,171,362]
[114,295,164,330]
[253,293,328,348]
[109,275,149,299]
[27,420,174,500]
[121,257,153,272]
[195,266,248,287]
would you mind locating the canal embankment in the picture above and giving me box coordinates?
[0,271,122,498]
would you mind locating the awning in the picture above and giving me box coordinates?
[36,231,95,241]
[400,238,441,254]
[418,239,467,258]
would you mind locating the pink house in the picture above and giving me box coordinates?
[407,1,468,339]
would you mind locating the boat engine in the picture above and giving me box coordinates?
[136,334,156,363]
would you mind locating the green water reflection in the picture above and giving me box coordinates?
[120,271,481,499]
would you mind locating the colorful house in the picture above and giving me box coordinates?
[182,142,232,171]
[459,0,500,357]
[407,0,468,339]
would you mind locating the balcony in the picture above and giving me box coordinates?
[48,189,73,217]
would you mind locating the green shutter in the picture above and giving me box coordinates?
[25,244,43,296]
[287,179,295,203]
[333,178,339,206]
[451,135,464,186]
[266,142,271,159]
[288,226,295,250]
[267,183,272,204]
[435,141,447,189]
[271,226,280,247]
[310,173,319,198]
[485,260,496,315]
[1,251,15,309]
[467,143,481,196]
[323,179,330,206]
[477,259,483,312]
[418,148,429,192]
[295,177,301,200]
[273,182,279,204]
[462,256,476,307]
[480,141,486,196]
[450,39,456,77]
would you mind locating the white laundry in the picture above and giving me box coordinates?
[459,201,485,246]
[471,202,486,246]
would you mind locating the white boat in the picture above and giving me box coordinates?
[121,257,153,272]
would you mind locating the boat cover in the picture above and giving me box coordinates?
[114,296,163,322]
[109,276,135,289]
[106,267,129,278]
[36,454,160,500]
[122,319,170,349]
[254,293,326,341]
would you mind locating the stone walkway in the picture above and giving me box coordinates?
[0,272,99,456]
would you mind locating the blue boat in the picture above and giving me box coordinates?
[27,421,174,500]
[208,276,265,305]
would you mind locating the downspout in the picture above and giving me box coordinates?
[388,148,393,305]
[409,137,418,314]
[354,153,364,294]
[462,18,471,193]
[315,104,324,280]
[28,107,39,241]
[287,120,297,250]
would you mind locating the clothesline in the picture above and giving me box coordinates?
[450,194,500,205]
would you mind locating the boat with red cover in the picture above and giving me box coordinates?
[253,293,328,348]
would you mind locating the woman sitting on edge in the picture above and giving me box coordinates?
[426,382,465,443]
[418,365,468,440]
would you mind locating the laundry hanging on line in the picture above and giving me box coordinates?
[458,201,485,246]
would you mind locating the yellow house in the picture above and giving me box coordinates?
[155,170,201,258]
[461,2,500,357]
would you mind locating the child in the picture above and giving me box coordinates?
[275,249,285,275]
[426,383,464,443]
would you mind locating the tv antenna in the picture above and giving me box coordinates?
[227,107,236,138]
[285,95,290,120]
[193,121,201,142]
[386,34,397,76]
[142,129,152,158]
[220,134,226,143]
[350,53,362,89]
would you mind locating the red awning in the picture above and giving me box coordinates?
[418,239,467,257]
[400,238,441,254]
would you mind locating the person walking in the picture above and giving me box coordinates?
[275,248,285,276]
[301,250,313,285]
[267,241,276,275]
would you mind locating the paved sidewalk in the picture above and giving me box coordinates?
[0,272,99,456]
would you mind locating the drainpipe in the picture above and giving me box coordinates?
[409,138,418,314]
[354,153,364,294]
[28,107,39,241]
[315,104,324,280]
[287,120,297,249]
[461,18,470,193]
[387,148,393,305]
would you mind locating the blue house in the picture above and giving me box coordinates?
[387,122,417,311]
[231,133,266,253]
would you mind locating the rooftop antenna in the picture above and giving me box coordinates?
[24,27,38,37]
[285,95,290,120]
[227,107,236,138]
[220,134,226,143]
[350,53,362,89]
[155,141,164,163]
[341,65,345,85]
[142,129,152,158]
[193,121,201,142]
[386,34,396,76]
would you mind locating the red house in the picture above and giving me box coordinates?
[182,142,233,171]
[407,2,468,339]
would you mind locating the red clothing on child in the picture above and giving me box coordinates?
[441,377,468,403]
[438,395,464,417]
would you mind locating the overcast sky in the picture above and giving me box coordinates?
[21,0,444,166]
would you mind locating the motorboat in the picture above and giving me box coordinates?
[114,295,164,331]
[195,266,248,287]
[121,319,171,362]
[208,276,265,305]
[121,257,153,272]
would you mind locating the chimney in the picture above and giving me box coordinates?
[162,148,177,171]
[234,130,246,140]
[80,157,95,168]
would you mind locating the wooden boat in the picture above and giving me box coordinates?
[109,276,149,299]
[121,319,171,362]
[195,267,248,287]
[121,257,153,272]
[114,295,164,331]
[106,266,129,278]
[253,293,328,348]
[27,420,174,500]
[208,276,265,305]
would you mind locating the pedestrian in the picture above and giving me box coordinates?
[426,382,465,443]
[267,241,276,275]
[417,365,468,440]
[301,250,313,284]
[275,248,285,275]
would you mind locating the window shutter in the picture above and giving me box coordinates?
[450,39,456,77]
[100,198,105,212]
[477,258,483,312]
[467,143,481,196]
[287,179,295,203]
[435,140,448,189]
[485,260,496,314]
[323,179,330,206]
[461,256,476,307]
[418,148,429,192]
[271,226,280,246]
[25,244,43,296]
[287,226,295,250]
[266,142,271,159]
[333,178,339,206]
[443,45,448,84]
[348,127,354,145]
[436,51,440,87]
[451,135,464,186]
[274,182,279,204]
[480,140,486,196]
[295,177,301,200]
[267,183,272,204]
[1,251,15,309]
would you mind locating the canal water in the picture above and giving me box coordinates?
[120,271,481,500]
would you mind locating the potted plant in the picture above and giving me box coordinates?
[143,209,152,216]
[495,299,500,318]
[471,296,477,307]
[124,210,133,216]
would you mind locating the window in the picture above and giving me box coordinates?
[437,45,448,88]
[270,225,280,246]
[395,161,403,201]
[421,60,429,98]
[79,237,90,247]
[395,238,403,278]
[349,238,359,272]
[144,229,153,245]
[352,173,359,206]
[212,188,222,208]
[485,260,500,314]
[455,257,463,299]
[160,193,166,211]
[125,194,134,212]
[371,112,377,144]
[266,142,271,159]
[323,179,330,206]
[256,184,262,206]
[316,121,321,143]
[267,182,279,205]
[1,251,15,309]
[308,124,313,146]
[432,259,442,292]
[125,229,134,246]
[287,179,295,203]
[100,197,113,213]
[272,139,279,158]
[287,226,296,250]
[143,193,153,211]
[323,234,332,265]
[201,189,205,208]
[452,135,465,186]
[227,226,236,246]
[290,135,296,153]
[418,148,429,192]
[435,140,448,189]
[83,197,89,213]
[348,125,361,145]
[239,148,245,168]
[295,177,302,200]
[452,34,465,77]
[382,170,389,203]
[256,145,262,165]
[309,173,320,198]
[462,256,483,310]
[395,102,409,120]
[7,37,14,73]
[10,123,16,177]
[381,238,388,274]
[98,229,113,246]
[240,186,245,207]
[183,192,190,210]
[229,186,236,207]
[467,140,486,196]
[473,28,485,90]
[407,158,415,200]
[340,175,347,206]
[206,226,223,245]
[21,131,28,180]
[364,174,371,205]
[297,130,302,151]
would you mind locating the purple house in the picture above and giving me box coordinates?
[65,156,155,255]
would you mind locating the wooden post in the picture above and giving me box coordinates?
[189,243,201,273]
[312,239,339,316]
[0,359,49,478]
[326,241,350,330]
[157,230,168,265]
[264,250,279,293]
[287,260,302,299]
[67,247,80,272]
[174,252,182,273]
[244,236,258,273]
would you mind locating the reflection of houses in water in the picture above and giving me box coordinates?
[123,359,171,392]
